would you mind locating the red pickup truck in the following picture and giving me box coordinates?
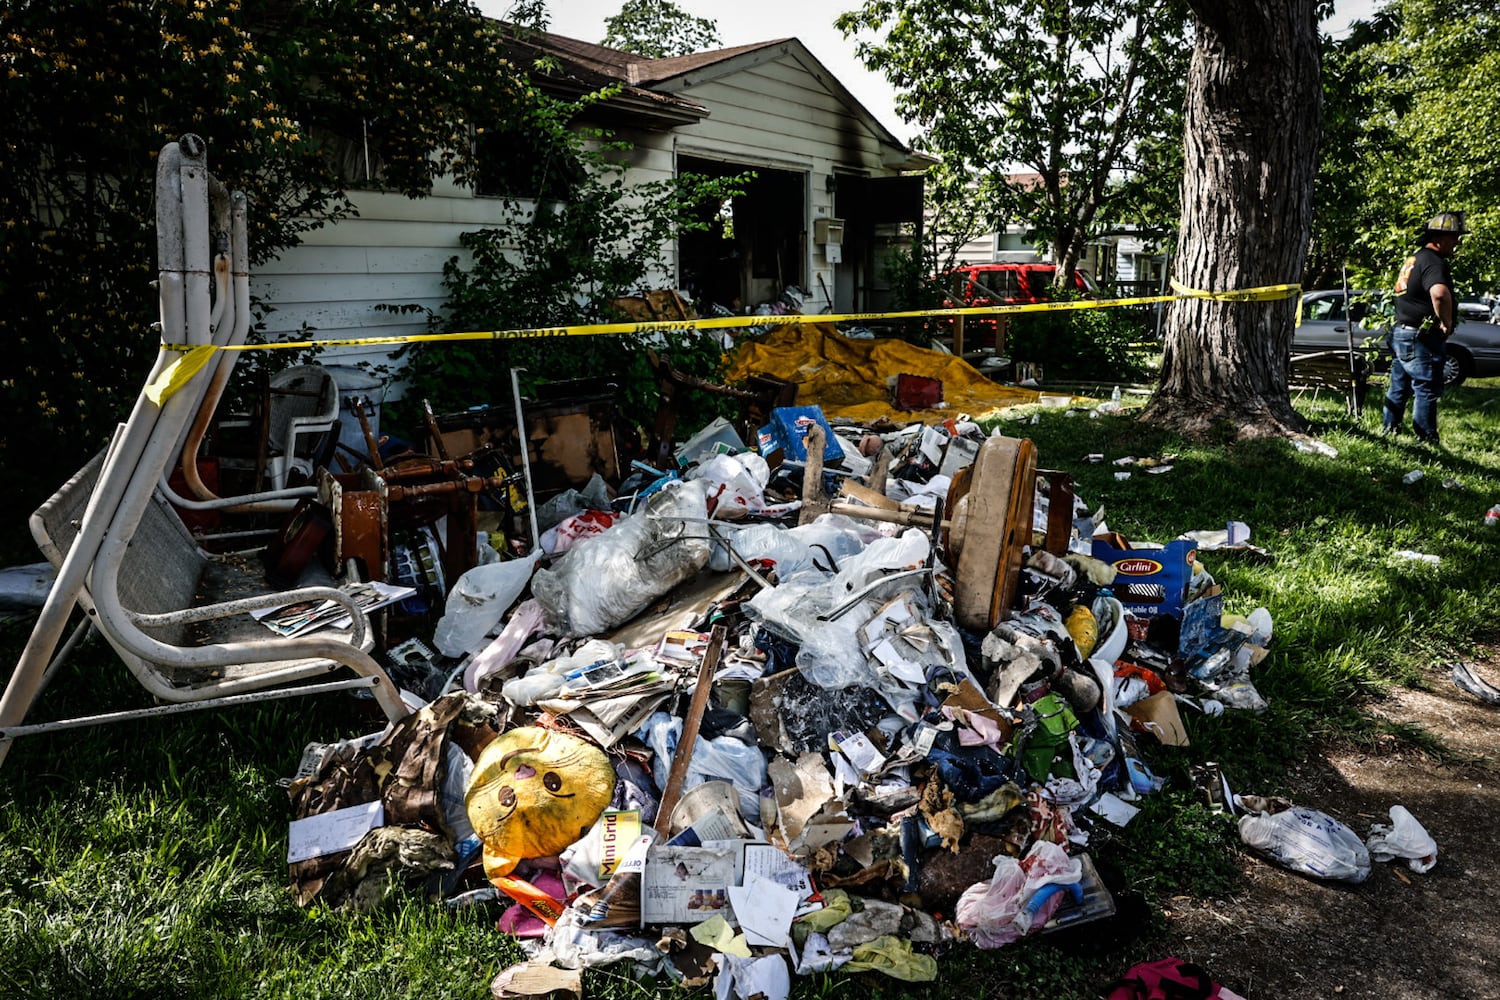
[940,262,1094,307]
[935,263,1095,357]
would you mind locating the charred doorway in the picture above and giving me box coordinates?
[677,155,805,312]
[832,174,925,313]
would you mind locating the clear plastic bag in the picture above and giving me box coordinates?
[1238,804,1371,883]
[431,552,542,658]
[532,481,710,637]
[706,514,879,576]
[745,531,934,692]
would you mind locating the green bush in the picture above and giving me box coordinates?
[388,115,748,436]
[1008,296,1156,380]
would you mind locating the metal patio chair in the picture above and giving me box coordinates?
[0,136,408,769]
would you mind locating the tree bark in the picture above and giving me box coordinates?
[1141,0,1321,439]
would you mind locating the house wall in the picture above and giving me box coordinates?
[250,129,680,385]
[657,46,910,312]
[250,45,913,388]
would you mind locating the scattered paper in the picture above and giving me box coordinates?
[740,845,817,905]
[1089,792,1141,827]
[253,580,414,637]
[287,800,383,864]
[642,845,738,924]
[490,960,583,998]
[1123,690,1190,747]
[691,914,752,956]
[713,953,791,1000]
[728,873,799,948]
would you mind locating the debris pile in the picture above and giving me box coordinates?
[280,400,1298,998]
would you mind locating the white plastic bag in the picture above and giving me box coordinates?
[686,452,771,519]
[1238,804,1371,883]
[431,552,541,658]
[638,711,767,823]
[1366,805,1438,874]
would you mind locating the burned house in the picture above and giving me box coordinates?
[251,30,930,378]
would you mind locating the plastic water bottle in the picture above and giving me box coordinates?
[1402,469,1424,485]
[1486,504,1500,527]
[1110,385,1122,403]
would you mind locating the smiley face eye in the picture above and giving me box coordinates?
[543,771,563,793]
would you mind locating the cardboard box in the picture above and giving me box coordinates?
[757,405,844,464]
[1091,537,1196,621]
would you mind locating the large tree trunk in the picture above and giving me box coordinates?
[1141,0,1321,439]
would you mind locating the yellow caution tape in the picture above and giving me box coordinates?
[1169,279,1302,303]
[144,344,218,405]
[144,281,1302,403]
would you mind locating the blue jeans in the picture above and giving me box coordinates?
[1383,326,1445,441]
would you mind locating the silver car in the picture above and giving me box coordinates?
[1296,289,1500,386]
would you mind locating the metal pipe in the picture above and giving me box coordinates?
[1,676,379,742]
[510,368,541,550]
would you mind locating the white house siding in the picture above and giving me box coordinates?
[657,47,904,312]
[251,43,914,385]
[251,176,510,376]
[252,130,680,383]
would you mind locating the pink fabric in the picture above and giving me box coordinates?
[955,840,1082,949]
[496,869,567,939]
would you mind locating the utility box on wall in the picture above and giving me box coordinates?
[813,217,845,246]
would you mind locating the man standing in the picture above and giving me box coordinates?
[1382,211,1469,444]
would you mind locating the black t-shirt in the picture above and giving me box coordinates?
[1393,246,1452,328]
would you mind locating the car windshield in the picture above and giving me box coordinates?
[1304,296,1345,321]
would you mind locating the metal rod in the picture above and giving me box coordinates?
[510,367,541,551]
[0,676,379,742]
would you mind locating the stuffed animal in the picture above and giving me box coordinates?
[465,726,616,885]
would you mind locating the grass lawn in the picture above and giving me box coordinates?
[2,378,1498,999]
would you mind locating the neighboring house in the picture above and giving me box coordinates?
[252,30,930,380]
[938,172,1168,294]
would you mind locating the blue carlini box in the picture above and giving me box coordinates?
[758,405,844,464]
[1089,537,1196,621]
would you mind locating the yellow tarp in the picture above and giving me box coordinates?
[725,323,1042,423]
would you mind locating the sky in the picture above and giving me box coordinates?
[478,0,1387,146]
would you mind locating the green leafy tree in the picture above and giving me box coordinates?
[1303,9,1399,288]
[1315,0,1500,292]
[837,0,1191,285]
[0,0,535,504]
[601,0,720,58]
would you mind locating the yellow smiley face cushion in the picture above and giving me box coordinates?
[465,726,617,882]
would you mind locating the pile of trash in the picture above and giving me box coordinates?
[278,403,1362,999]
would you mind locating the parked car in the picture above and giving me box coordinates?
[1456,298,1490,323]
[1297,289,1500,386]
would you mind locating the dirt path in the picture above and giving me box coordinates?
[1159,655,1500,999]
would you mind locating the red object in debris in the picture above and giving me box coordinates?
[167,458,221,536]
[894,373,944,410]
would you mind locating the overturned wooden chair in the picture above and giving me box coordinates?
[0,135,407,769]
